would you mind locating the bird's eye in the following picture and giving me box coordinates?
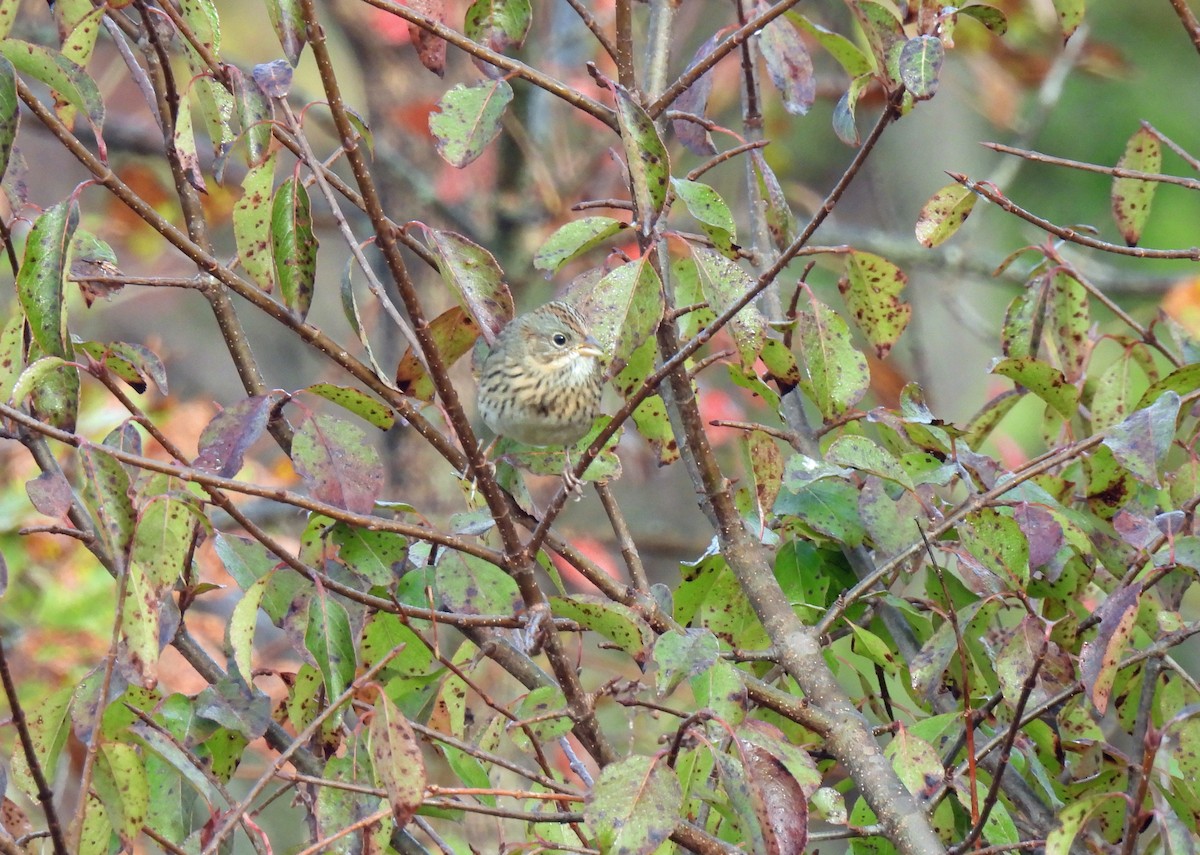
[552,333,568,346]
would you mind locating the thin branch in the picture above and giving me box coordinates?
[0,640,68,855]
[983,141,1200,191]
[1167,0,1200,57]
[949,172,1200,260]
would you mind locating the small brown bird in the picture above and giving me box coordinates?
[477,301,605,489]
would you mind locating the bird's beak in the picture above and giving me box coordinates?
[576,336,604,360]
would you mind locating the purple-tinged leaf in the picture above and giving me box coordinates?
[26,470,73,519]
[1111,126,1160,246]
[371,690,425,828]
[995,616,1075,710]
[403,0,447,75]
[272,175,318,321]
[671,31,725,156]
[292,411,384,514]
[196,394,281,478]
[1102,391,1179,486]
[194,677,271,741]
[265,1,306,66]
[429,79,513,167]
[1079,584,1140,714]
[425,228,513,343]
[757,5,815,115]
[739,736,809,854]
[1012,503,1063,568]
[231,65,274,167]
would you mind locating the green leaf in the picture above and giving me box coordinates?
[17,199,78,358]
[788,13,873,77]
[75,340,168,395]
[826,435,914,491]
[330,524,408,587]
[751,151,796,252]
[795,296,869,419]
[233,152,277,292]
[745,429,783,528]
[849,1,905,86]
[1111,125,1161,246]
[0,56,18,183]
[0,0,17,40]
[371,690,425,827]
[960,507,1031,590]
[272,175,318,320]
[79,444,136,564]
[292,411,384,515]
[1046,793,1126,854]
[653,629,720,697]
[429,79,514,167]
[305,383,394,429]
[227,574,268,681]
[775,477,866,546]
[10,686,71,798]
[575,256,663,364]
[833,73,872,146]
[1050,0,1085,41]
[1102,391,1180,487]
[915,183,976,247]
[898,35,944,100]
[991,356,1079,419]
[586,755,682,854]
[94,742,149,845]
[0,40,104,137]
[1047,271,1089,381]
[613,81,669,235]
[958,4,1009,35]
[672,178,738,256]
[464,0,531,60]
[839,250,911,359]
[693,247,765,368]
[132,492,200,587]
[550,595,654,665]
[534,216,628,274]
[426,552,520,616]
[305,588,356,699]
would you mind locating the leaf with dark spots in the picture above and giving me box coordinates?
[291,410,384,515]
[839,250,911,359]
[425,228,513,343]
[272,176,318,321]
[586,756,682,854]
[1112,509,1159,550]
[304,586,356,699]
[995,615,1075,711]
[898,34,943,100]
[653,629,720,696]
[612,81,670,235]
[429,79,513,167]
[752,152,797,251]
[915,182,976,247]
[550,595,654,665]
[1080,583,1141,714]
[370,691,425,828]
[740,740,809,854]
[1112,126,1160,246]
[757,3,815,115]
[534,217,629,275]
[17,200,78,359]
[402,0,447,76]
[464,0,530,77]
[396,306,479,401]
[1102,391,1179,487]
[672,30,726,155]
[196,394,282,478]
[573,256,663,364]
[431,552,519,616]
[1047,271,1089,382]
[195,677,271,741]
[991,356,1079,419]
[305,383,394,429]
